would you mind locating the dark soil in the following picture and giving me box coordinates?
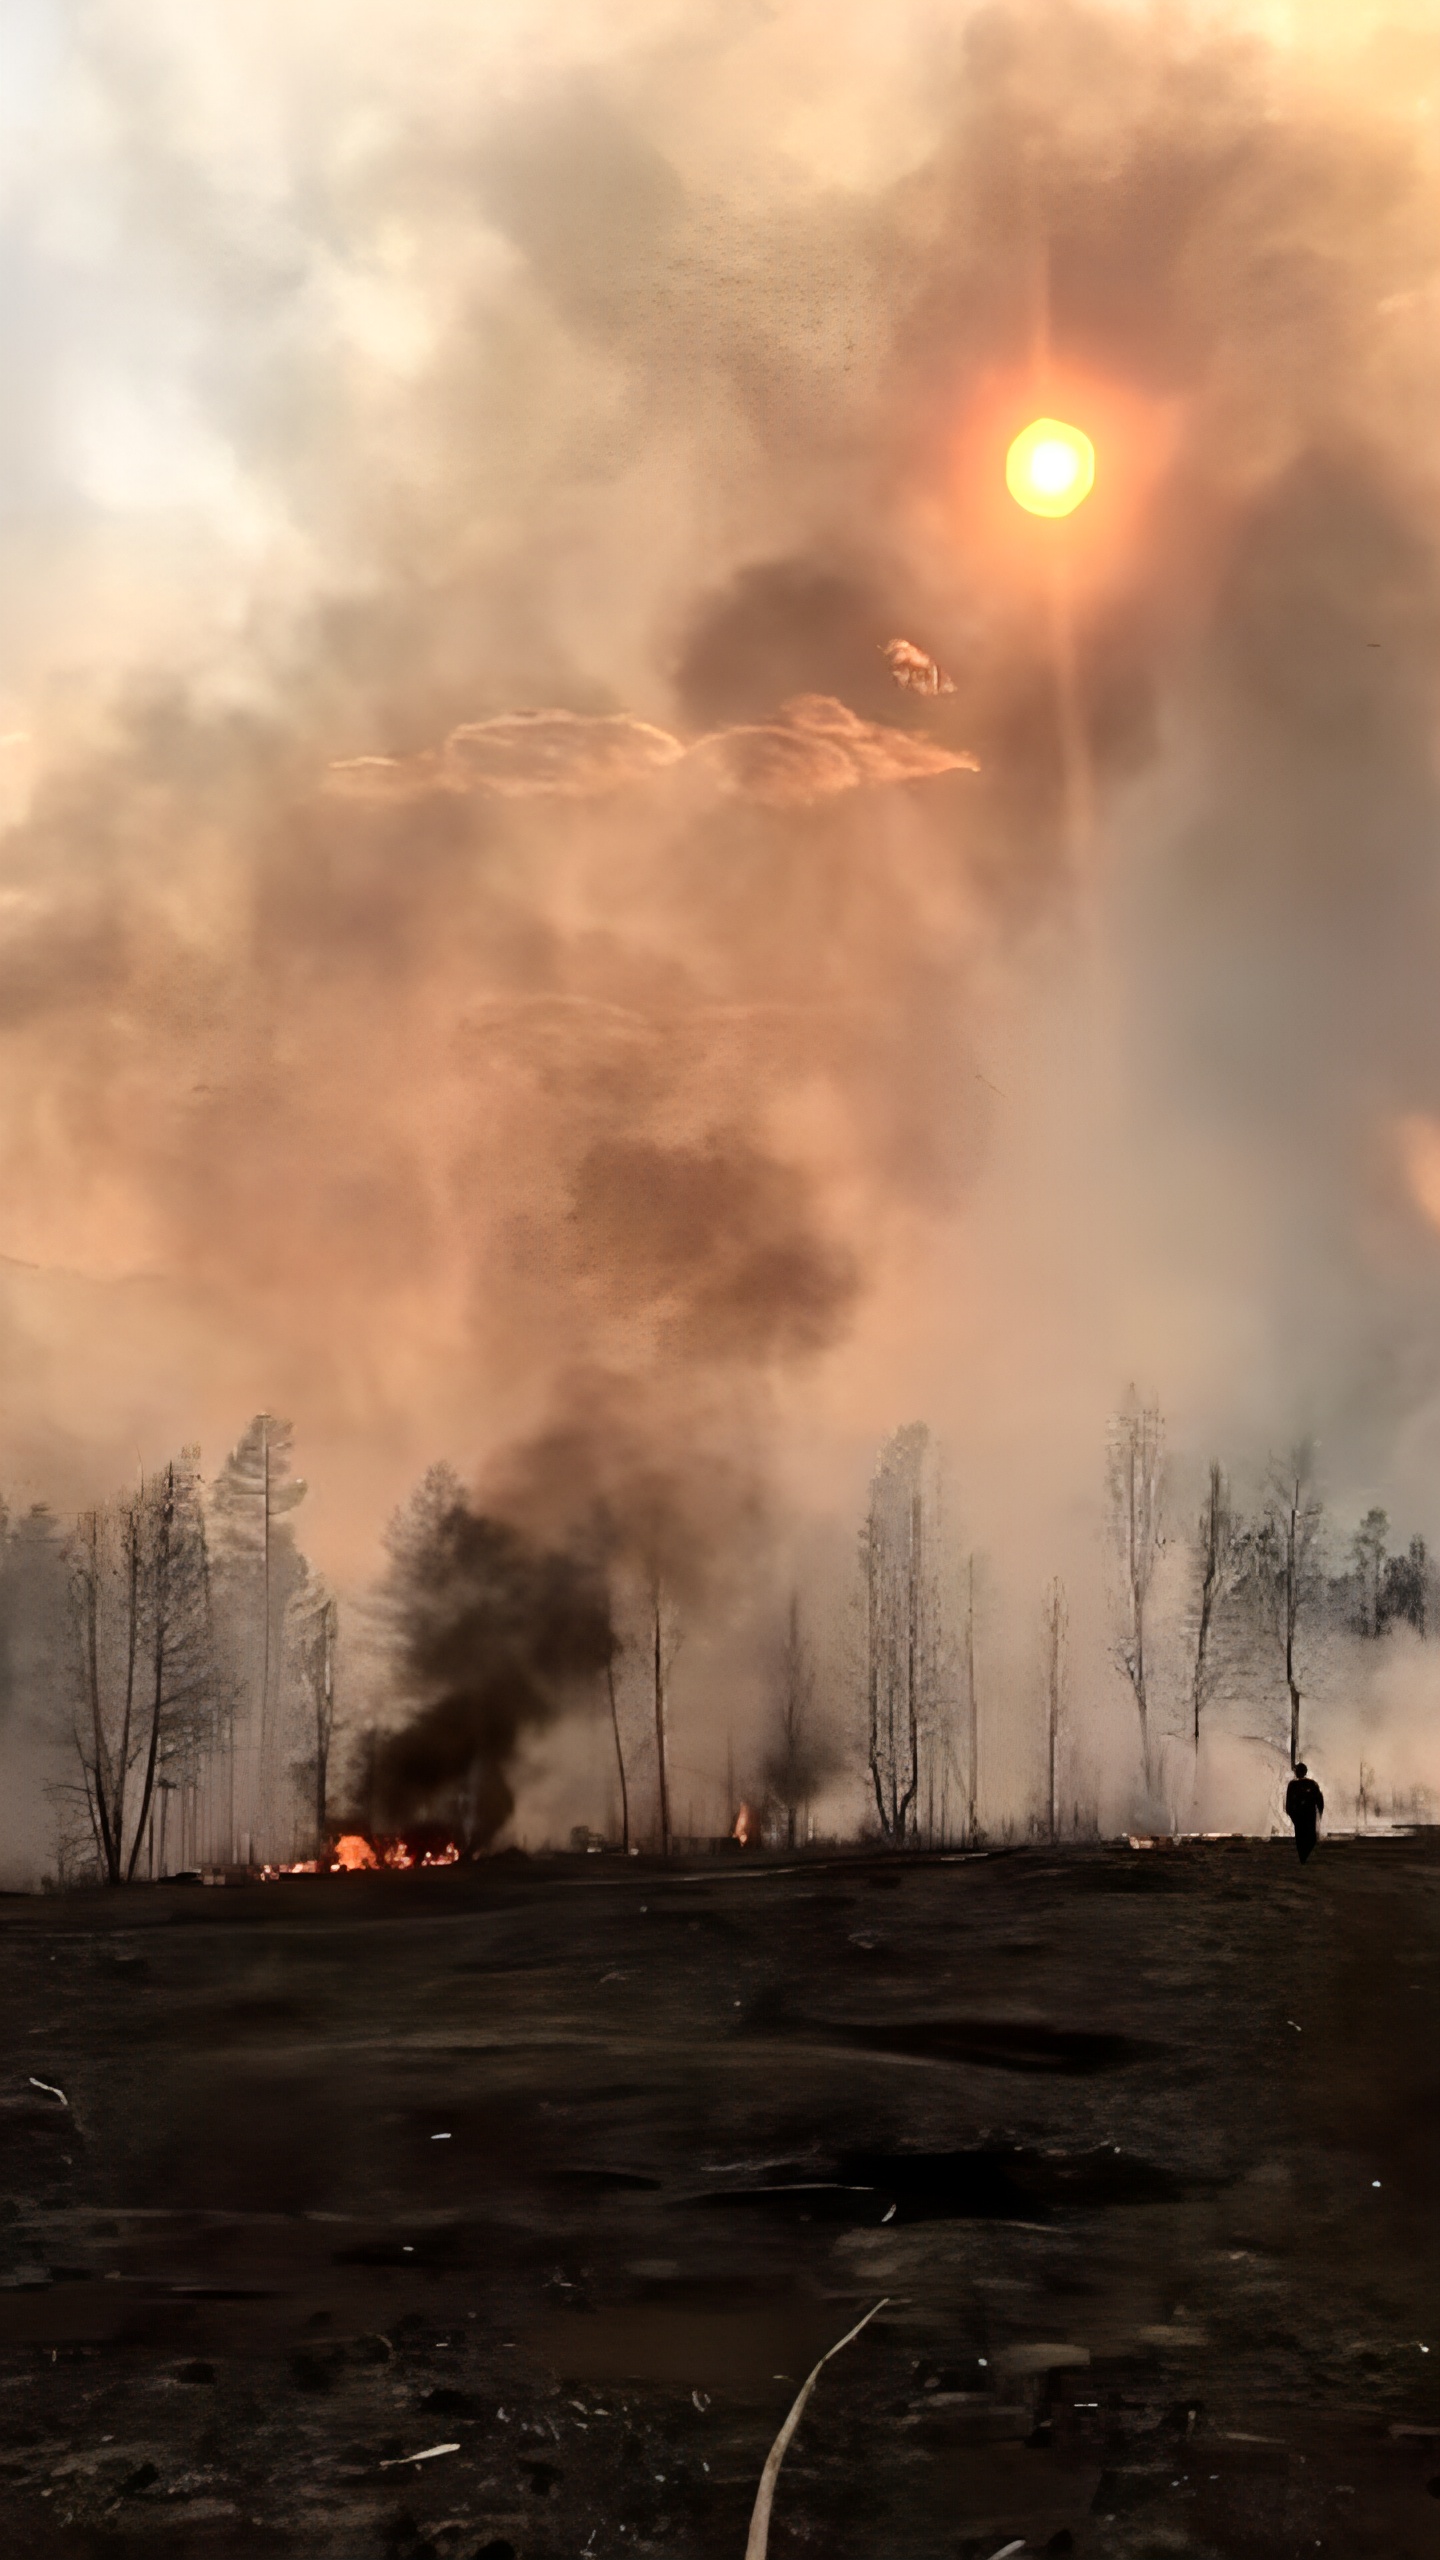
[0,1834,1436,2558]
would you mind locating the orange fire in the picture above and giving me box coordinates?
[331,1834,380,1870]
[253,1834,464,1878]
[732,1802,757,1846]
[330,1834,462,1871]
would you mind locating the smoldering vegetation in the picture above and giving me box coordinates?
[2,4,1440,1875]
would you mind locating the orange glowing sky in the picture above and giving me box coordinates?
[0,0,1437,1603]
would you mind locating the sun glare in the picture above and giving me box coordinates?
[1006,417,1096,518]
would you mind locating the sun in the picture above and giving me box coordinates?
[1005,417,1096,518]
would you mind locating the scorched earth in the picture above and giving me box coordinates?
[0,1835,1437,2560]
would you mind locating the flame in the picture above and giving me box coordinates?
[1006,417,1095,518]
[253,1834,464,1878]
[331,1833,380,1870]
[330,1833,462,1871]
[733,1801,757,1846]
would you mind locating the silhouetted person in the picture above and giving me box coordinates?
[1285,1762,1324,1863]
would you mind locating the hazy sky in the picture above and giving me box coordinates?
[2,0,1440,1635]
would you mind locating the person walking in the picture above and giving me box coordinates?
[1285,1761,1324,1863]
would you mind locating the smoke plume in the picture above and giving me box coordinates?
[365,1467,615,1845]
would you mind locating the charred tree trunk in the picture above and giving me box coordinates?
[607,1656,630,1855]
[1192,1462,1231,1751]
[110,1502,142,1881]
[126,1467,175,1883]
[83,1516,120,1885]
[1108,1395,1163,1799]
[897,1484,921,1843]
[866,1519,888,1837]
[652,1580,671,1857]
[312,1595,336,1860]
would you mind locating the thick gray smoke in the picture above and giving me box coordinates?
[2,0,1440,1854]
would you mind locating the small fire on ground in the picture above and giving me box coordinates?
[259,1833,462,1878]
[333,1834,380,1870]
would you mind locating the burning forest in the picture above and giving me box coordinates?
[3,1385,1436,1892]
[7,14,1440,2558]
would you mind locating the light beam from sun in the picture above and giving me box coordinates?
[1006,417,1095,518]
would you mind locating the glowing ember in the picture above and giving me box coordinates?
[1005,416,1095,518]
[331,1834,380,1870]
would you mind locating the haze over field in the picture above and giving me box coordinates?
[3,0,1440,1866]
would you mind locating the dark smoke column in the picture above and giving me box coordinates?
[368,1466,615,1849]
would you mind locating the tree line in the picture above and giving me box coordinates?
[845,1401,1435,1851]
[8,1397,1434,1883]
[1109,1398,1433,1791]
[3,1415,336,1886]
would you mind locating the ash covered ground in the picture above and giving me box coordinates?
[0,1838,1437,2560]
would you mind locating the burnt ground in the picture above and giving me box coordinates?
[0,1837,1437,2560]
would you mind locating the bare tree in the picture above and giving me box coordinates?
[1253,1442,1324,1770]
[1107,1391,1165,1792]
[1045,1577,1067,1839]
[651,1578,669,1855]
[864,1425,931,1844]
[295,1576,338,1858]
[1191,1461,1236,1749]
[606,1651,630,1854]
[763,1590,824,1849]
[67,1454,216,1885]
[648,1573,683,1855]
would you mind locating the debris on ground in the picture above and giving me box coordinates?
[744,2300,887,2560]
